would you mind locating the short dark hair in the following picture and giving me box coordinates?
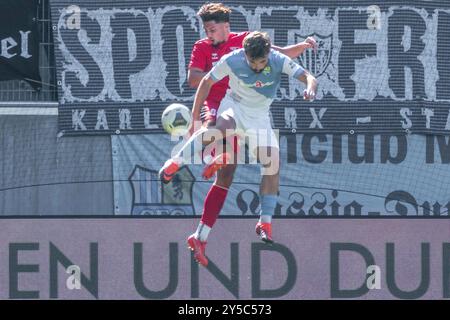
[197,3,231,23]
[243,31,271,59]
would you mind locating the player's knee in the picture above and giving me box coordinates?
[205,120,216,128]
[216,116,236,135]
[216,164,237,187]
[260,149,280,176]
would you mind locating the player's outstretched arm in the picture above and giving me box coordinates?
[273,36,318,59]
[297,69,318,101]
[188,67,208,89]
[190,74,217,135]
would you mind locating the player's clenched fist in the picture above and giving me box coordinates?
[303,88,316,101]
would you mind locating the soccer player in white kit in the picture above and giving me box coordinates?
[160,31,317,266]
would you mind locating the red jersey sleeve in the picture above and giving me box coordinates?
[238,31,251,44]
[188,42,208,71]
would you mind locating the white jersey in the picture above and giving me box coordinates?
[209,48,305,116]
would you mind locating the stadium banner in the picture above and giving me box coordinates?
[112,133,450,217]
[0,218,448,299]
[51,0,450,136]
[0,0,41,90]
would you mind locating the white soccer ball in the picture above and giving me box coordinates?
[161,103,192,136]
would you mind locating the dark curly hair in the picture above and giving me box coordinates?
[197,3,231,23]
[243,31,271,59]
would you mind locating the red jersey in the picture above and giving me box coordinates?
[188,31,250,108]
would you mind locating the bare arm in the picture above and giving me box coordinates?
[188,67,208,88]
[191,74,216,125]
[189,37,317,88]
[298,69,318,101]
[272,36,318,59]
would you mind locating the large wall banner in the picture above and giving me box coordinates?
[112,133,450,216]
[0,218,448,299]
[51,0,450,135]
[0,0,41,90]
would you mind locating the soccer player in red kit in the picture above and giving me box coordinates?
[182,3,317,266]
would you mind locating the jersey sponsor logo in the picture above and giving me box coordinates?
[212,52,218,60]
[240,80,275,88]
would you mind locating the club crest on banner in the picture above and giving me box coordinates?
[296,33,333,78]
[128,165,195,215]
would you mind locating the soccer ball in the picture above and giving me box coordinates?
[161,103,192,136]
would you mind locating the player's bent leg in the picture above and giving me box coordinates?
[187,165,236,268]
[199,163,237,228]
[159,121,224,184]
[185,117,238,266]
[256,191,278,244]
[159,126,207,183]
[256,146,280,244]
[215,163,237,188]
[190,153,237,267]
[202,115,237,180]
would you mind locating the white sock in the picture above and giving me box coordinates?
[194,222,211,242]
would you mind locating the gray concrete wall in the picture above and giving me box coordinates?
[0,115,113,215]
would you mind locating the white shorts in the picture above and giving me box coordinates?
[217,95,279,158]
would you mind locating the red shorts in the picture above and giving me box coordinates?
[200,102,239,156]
